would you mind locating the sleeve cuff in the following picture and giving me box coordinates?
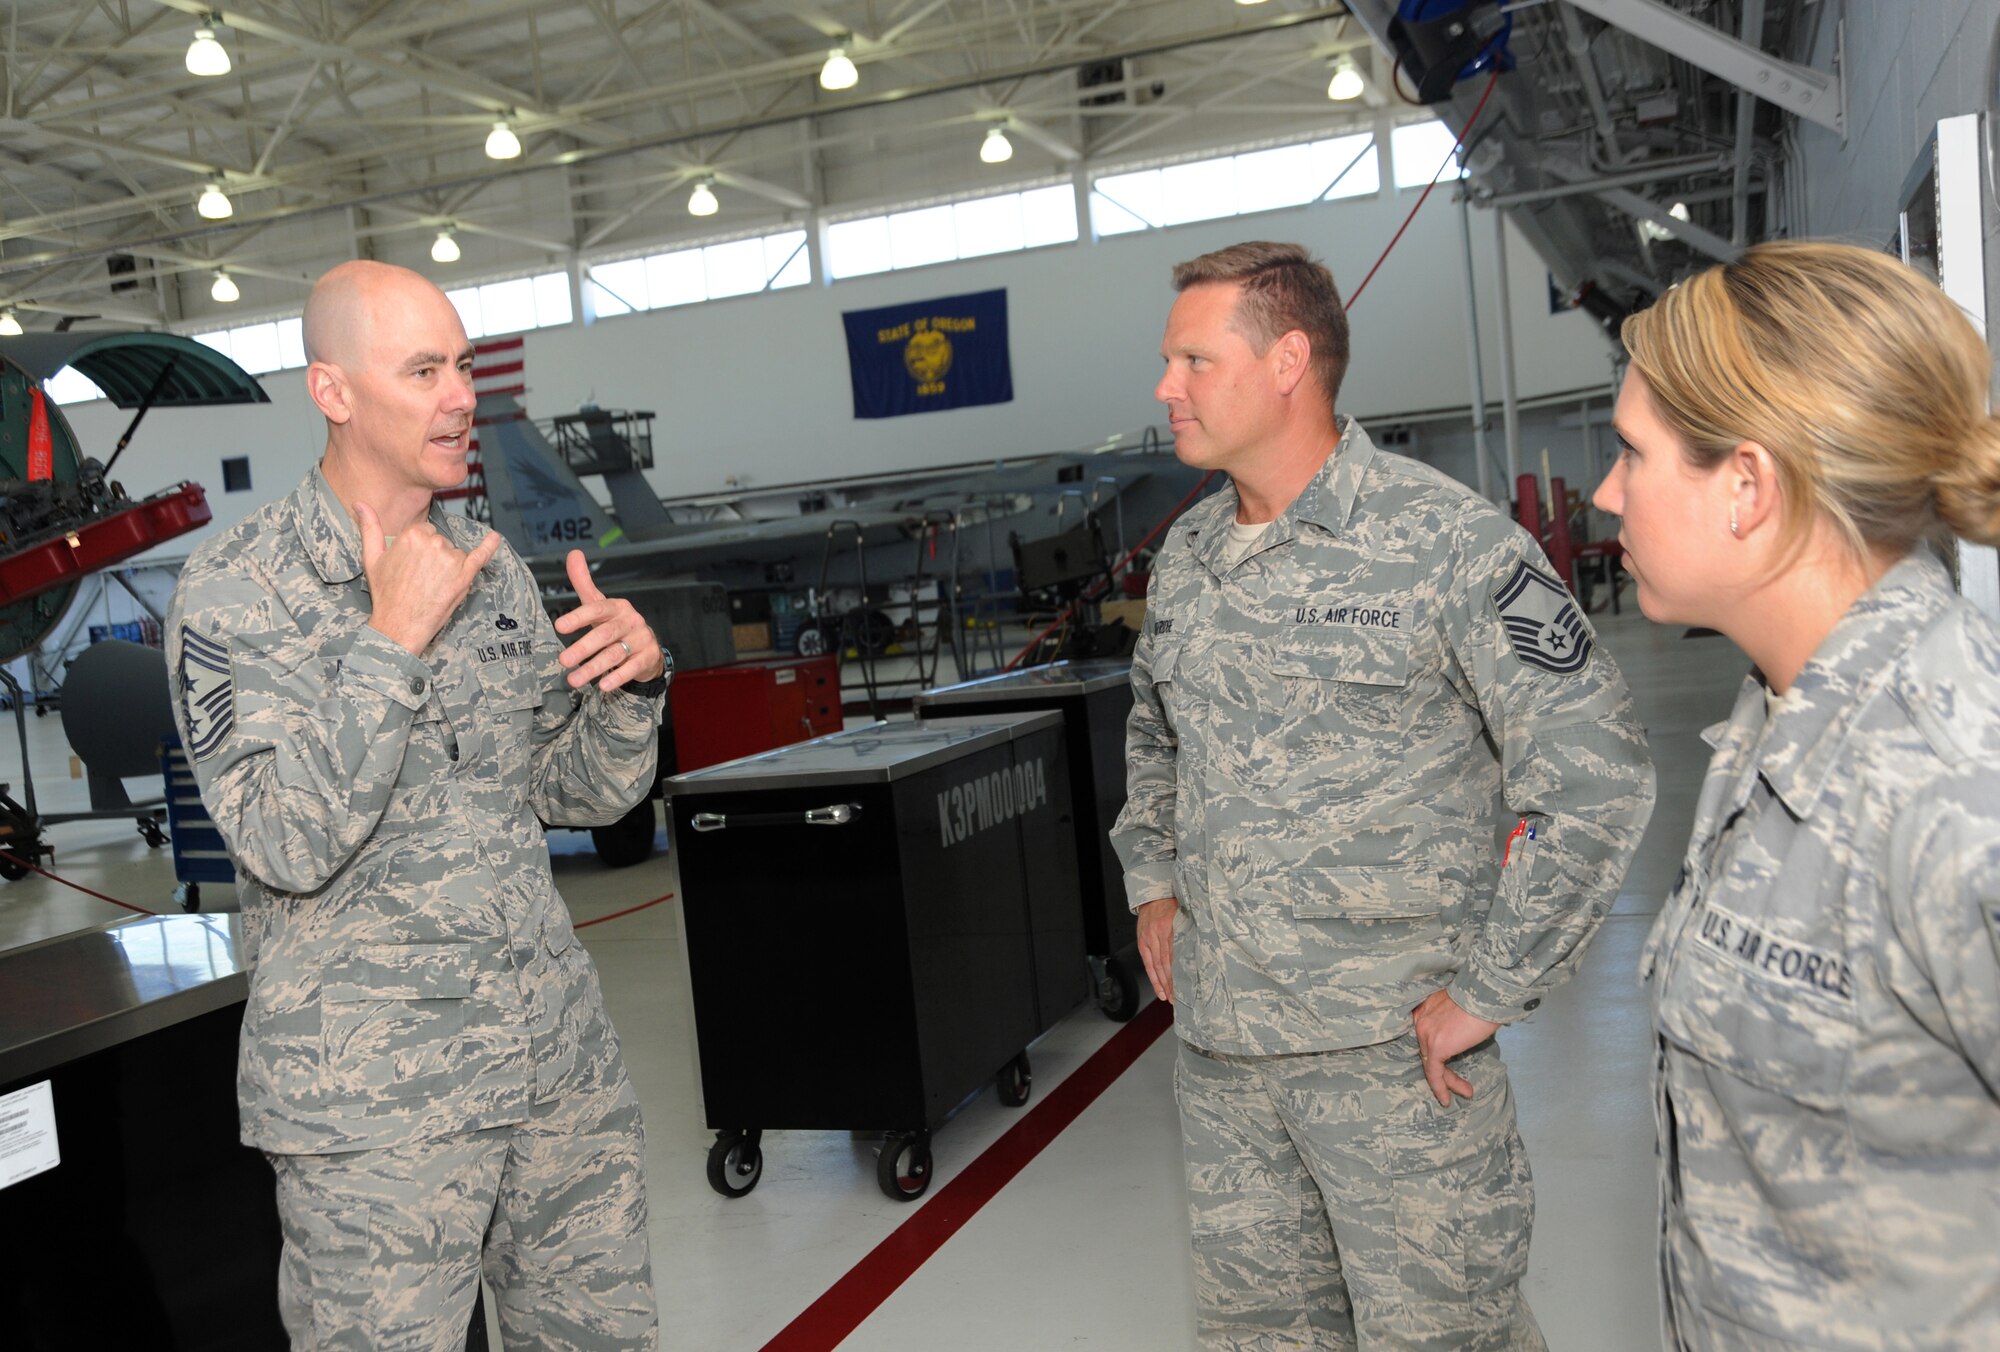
[1448,958,1546,1025]
[1124,860,1178,913]
[588,682,664,735]
[338,627,435,710]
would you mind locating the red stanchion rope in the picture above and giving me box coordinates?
[1002,67,1504,673]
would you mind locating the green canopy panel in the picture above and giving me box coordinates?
[0,332,270,408]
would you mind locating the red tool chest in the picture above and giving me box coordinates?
[670,655,841,772]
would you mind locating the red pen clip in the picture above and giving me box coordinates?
[1503,818,1529,867]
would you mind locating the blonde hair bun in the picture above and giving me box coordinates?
[1935,414,2000,548]
[1621,240,2000,560]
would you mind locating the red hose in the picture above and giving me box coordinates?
[0,849,156,915]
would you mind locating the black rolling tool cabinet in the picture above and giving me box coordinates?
[915,660,1142,1021]
[666,711,1086,1202]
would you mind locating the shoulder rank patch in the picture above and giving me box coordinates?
[1492,560,1591,675]
[180,626,234,760]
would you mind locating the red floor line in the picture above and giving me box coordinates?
[757,997,1175,1352]
[573,891,674,929]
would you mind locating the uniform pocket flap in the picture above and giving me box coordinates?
[321,943,474,1001]
[1271,628,1410,686]
[1293,865,1440,920]
[1148,642,1181,682]
[475,658,548,711]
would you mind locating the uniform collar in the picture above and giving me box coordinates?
[1186,417,1376,575]
[1754,548,1956,818]
[292,464,482,586]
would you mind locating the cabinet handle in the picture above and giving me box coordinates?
[689,802,861,832]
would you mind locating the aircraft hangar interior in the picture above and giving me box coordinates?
[3,2,1999,1349]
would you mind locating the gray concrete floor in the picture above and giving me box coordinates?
[0,602,1749,1350]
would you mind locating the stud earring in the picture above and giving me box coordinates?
[1730,505,1739,537]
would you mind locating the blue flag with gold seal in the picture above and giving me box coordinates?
[841,289,1012,419]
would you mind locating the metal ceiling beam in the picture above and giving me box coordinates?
[0,1,1350,279]
[1595,186,1742,262]
[10,5,175,115]
[1003,115,1082,163]
[1476,154,1732,207]
[1566,0,1842,134]
[1729,0,1766,246]
[148,0,557,118]
[682,0,785,61]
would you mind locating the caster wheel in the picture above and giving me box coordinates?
[175,882,201,913]
[139,821,167,848]
[0,855,29,882]
[996,1051,1031,1107]
[1099,955,1140,1023]
[706,1130,763,1199]
[876,1131,933,1202]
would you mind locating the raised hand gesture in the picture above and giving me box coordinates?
[359,502,502,656]
[554,550,665,692]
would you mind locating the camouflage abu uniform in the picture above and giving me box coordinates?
[165,467,664,1350]
[1647,548,2000,1351]
[1112,418,1655,1349]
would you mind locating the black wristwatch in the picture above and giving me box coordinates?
[622,645,672,698]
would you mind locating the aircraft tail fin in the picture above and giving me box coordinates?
[475,391,613,554]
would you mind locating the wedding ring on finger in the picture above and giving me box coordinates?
[619,640,633,657]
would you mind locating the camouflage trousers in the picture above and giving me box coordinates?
[1176,1034,1544,1352]
[268,1015,656,1351]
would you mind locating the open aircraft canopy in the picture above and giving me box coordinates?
[0,333,269,408]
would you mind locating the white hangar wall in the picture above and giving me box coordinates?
[1793,0,2000,359]
[522,193,1612,500]
[60,189,1613,560]
[1795,0,1987,247]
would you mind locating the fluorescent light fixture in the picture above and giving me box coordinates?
[819,47,858,91]
[1327,57,1365,101]
[185,21,230,77]
[979,126,1014,164]
[197,183,233,219]
[0,311,22,337]
[485,120,522,160]
[687,179,719,217]
[211,272,240,304]
[431,230,461,263]
[1234,0,1271,6]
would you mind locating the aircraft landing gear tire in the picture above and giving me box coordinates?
[590,799,657,868]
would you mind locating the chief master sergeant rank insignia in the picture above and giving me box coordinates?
[179,626,234,760]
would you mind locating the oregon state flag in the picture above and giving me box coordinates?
[842,289,1012,419]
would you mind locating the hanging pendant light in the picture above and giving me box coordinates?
[211,272,240,303]
[979,126,1014,164]
[485,119,522,160]
[819,47,858,91]
[687,178,719,217]
[197,183,233,219]
[1327,57,1364,102]
[431,230,461,263]
[185,19,230,77]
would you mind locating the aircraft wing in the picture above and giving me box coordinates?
[521,509,922,584]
